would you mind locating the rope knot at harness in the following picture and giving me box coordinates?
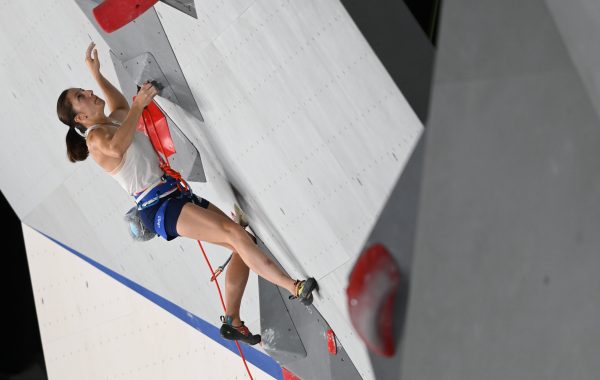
[159,162,190,193]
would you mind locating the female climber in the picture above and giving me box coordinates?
[56,42,317,345]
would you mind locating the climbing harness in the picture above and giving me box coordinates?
[134,175,180,210]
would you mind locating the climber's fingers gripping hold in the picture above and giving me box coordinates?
[134,82,159,108]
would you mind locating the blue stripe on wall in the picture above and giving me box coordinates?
[33,228,283,380]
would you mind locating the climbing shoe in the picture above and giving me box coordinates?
[289,277,318,306]
[231,204,249,228]
[220,315,261,345]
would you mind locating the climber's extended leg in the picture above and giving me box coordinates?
[204,203,253,327]
[176,200,318,344]
[176,202,299,294]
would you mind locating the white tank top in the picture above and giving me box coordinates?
[86,121,164,195]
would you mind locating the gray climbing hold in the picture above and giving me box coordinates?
[160,0,197,18]
[122,52,179,105]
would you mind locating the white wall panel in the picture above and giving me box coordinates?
[157,1,423,378]
[23,223,274,380]
[0,0,118,218]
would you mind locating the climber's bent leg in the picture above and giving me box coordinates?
[176,202,297,295]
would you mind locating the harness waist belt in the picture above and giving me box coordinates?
[134,175,179,210]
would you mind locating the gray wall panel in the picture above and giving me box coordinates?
[402,1,600,379]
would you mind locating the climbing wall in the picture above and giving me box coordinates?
[0,0,423,379]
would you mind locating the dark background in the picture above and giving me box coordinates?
[0,190,47,380]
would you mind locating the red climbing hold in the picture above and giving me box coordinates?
[93,0,159,33]
[326,329,337,355]
[282,367,301,380]
[346,243,401,357]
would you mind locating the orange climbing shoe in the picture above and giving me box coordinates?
[220,316,261,346]
[288,278,318,306]
[231,204,249,228]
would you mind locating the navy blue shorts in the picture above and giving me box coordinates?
[138,190,209,241]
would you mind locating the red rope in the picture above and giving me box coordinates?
[197,241,254,380]
[141,106,254,380]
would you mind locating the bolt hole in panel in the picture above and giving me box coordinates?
[346,243,401,357]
